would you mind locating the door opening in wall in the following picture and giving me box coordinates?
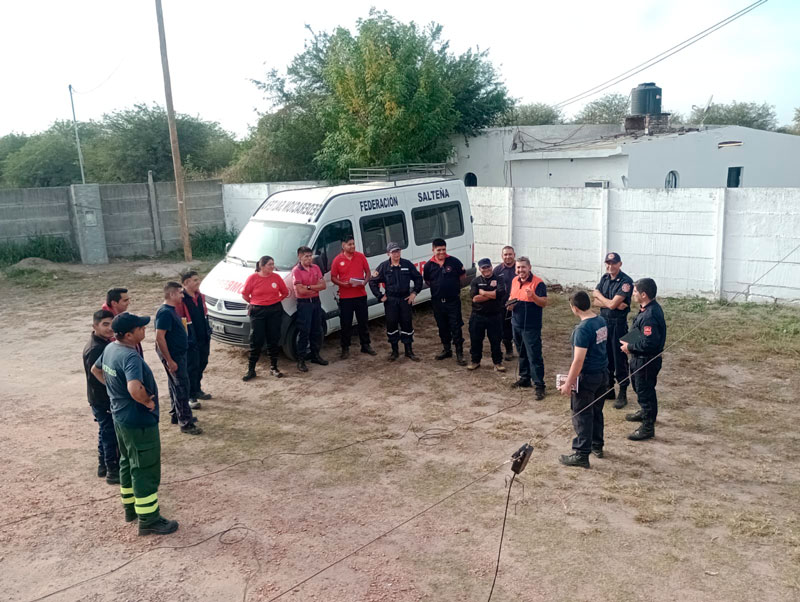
[727,166,743,188]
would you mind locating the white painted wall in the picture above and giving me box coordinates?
[467,186,800,303]
[509,156,629,188]
[222,181,325,231]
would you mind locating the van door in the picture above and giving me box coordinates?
[311,218,354,332]
[358,208,411,319]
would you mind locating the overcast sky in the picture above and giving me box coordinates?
[1,0,798,139]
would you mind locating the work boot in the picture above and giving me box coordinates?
[559,453,590,468]
[504,342,514,361]
[591,447,604,458]
[242,366,257,381]
[197,390,212,400]
[139,516,179,536]
[270,366,284,378]
[435,348,453,360]
[614,387,628,410]
[404,343,420,362]
[628,422,655,441]
[124,505,137,523]
[361,345,377,356]
[467,362,480,370]
[105,466,120,485]
[188,398,202,410]
[171,414,178,425]
[605,387,616,401]
[340,347,350,360]
[309,355,329,366]
[625,409,644,422]
[388,344,400,362]
[297,358,308,372]
[455,345,467,366]
[512,378,532,389]
[494,364,506,372]
[534,386,546,401]
[180,423,203,435]
[97,458,107,478]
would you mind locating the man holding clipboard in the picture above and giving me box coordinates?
[331,234,376,359]
[620,278,667,441]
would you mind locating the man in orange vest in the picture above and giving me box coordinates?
[508,256,548,400]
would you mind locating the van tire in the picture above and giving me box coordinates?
[282,322,299,361]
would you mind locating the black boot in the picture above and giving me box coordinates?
[628,421,655,441]
[270,360,284,378]
[242,366,256,381]
[139,516,179,536]
[605,385,616,400]
[388,343,400,361]
[124,505,137,523]
[614,386,628,410]
[297,358,308,372]
[361,344,377,356]
[559,453,590,468]
[309,354,329,366]
[97,457,107,478]
[455,345,467,366]
[534,386,546,401]
[404,343,419,361]
[105,464,120,485]
[625,409,644,422]
[340,347,350,360]
[435,347,452,360]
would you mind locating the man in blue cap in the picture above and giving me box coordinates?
[467,258,506,371]
[369,242,424,361]
[91,312,179,536]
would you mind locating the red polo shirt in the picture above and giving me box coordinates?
[242,272,289,306]
[331,251,370,299]
[291,263,323,299]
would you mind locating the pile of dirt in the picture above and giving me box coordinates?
[133,261,202,278]
[11,257,61,271]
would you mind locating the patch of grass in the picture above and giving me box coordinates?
[3,267,62,288]
[729,511,779,538]
[190,226,239,260]
[0,235,78,266]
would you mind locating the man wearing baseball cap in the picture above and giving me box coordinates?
[593,252,634,409]
[467,258,506,372]
[90,312,179,536]
[369,242,423,361]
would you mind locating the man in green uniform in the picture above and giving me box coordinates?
[91,312,178,536]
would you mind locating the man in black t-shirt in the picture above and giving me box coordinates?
[155,281,201,435]
[467,258,506,371]
[492,245,517,360]
[423,238,466,365]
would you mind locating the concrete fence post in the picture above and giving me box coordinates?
[68,184,108,264]
[713,188,728,300]
[147,170,163,253]
[599,188,610,280]
[506,186,514,246]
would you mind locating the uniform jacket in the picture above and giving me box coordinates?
[628,300,667,356]
[370,258,423,298]
[595,271,634,320]
[423,255,464,300]
[82,333,111,410]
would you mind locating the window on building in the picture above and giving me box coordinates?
[464,172,478,187]
[665,170,679,189]
[359,211,407,257]
[727,166,743,188]
[411,202,464,246]
[312,219,353,273]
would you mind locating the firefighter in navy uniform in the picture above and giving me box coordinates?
[423,237,467,365]
[592,252,634,409]
[369,242,424,361]
[620,277,667,441]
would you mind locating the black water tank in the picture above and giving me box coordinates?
[631,82,662,115]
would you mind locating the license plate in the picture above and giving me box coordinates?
[210,321,225,334]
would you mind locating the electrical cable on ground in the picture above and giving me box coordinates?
[486,472,516,602]
[554,0,768,109]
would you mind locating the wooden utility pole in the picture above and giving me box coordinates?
[154,0,192,260]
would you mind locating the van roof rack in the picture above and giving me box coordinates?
[348,163,452,183]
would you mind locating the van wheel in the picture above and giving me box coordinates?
[282,322,299,361]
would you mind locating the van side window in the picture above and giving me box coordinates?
[312,219,353,273]
[359,211,408,257]
[411,202,464,246]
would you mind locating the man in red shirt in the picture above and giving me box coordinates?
[331,235,376,359]
[103,287,143,358]
[291,246,328,372]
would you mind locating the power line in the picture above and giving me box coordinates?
[554,0,768,109]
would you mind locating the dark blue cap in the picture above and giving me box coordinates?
[605,252,621,264]
[478,257,492,268]
[386,242,402,252]
[112,312,150,336]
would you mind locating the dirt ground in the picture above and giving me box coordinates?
[1,259,799,602]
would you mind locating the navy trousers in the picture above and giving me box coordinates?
[432,297,464,348]
[513,327,545,387]
[159,351,194,427]
[571,371,608,455]
[296,300,324,359]
[605,317,630,388]
[91,404,118,470]
[630,355,662,423]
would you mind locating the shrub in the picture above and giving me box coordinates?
[0,235,78,266]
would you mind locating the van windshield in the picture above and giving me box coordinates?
[227,220,313,270]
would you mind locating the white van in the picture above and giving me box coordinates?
[200,173,475,358]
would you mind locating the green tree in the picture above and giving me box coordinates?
[245,10,511,181]
[506,102,564,126]
[776,107,800,135]
[85,104,238,182]
[689,101,777,130]
[2,122,101,188]
[0,133,30,185]
[572,93,629,124]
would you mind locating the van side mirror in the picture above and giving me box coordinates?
[225,242,231,253]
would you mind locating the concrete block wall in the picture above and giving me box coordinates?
[100,183,155,257]
[155,180,224,252]
[0,187,72,243]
